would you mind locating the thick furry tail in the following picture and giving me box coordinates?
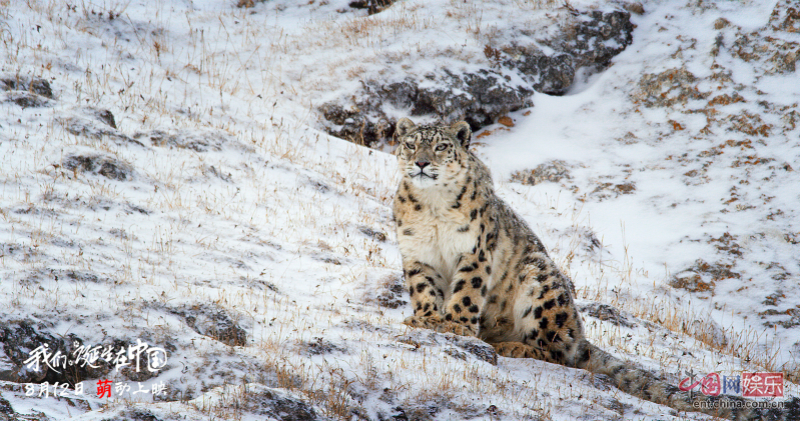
[572,340,798,421]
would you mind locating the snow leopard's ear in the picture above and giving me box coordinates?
[395,118,416,138]
[451,121,471,148]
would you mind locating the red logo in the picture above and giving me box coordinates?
[742,372,783,397]
[679,372,721,396]
[96,379,113,398]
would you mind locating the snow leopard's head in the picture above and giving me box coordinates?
[394,118,472,189]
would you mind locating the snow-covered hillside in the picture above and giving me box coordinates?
[0,0,797,420]
[482,0,800,375]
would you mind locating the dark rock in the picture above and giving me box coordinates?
[299,337,346,356]
[396,331,497,365]
[567,10,634,70]
[448,336,497,365]
[319,102,392,147]
[58,116,141,146]
[308,179,330,194]
[579,302,635,328]
[0,401,49,421]
[780,396,800,420]
[460,70,533,126]
[134,129,248,153]
[90,108,117,128]
[12,205,59,216]
[169,303,248,347]
[0,395,13,413]
[385,395,484,421]
[374,274,406,309]
[319,8,634,147]
[349,0,395,15]
[0,319,170,386]
[359,226,387,242]
[322,69,533,147]
[101,409,163,421]
[0,320,104,385]
[202,165,232,182]
[761,307,800,329]
[500,49,575,95]
[0,395,17,421]
[1,75,53,98]
[1,91,53,108]
[125,203,151,215]
[60,270,101,283]
[389,406,409,421]
[312,252,343,266]
[245,384,320,421]
[62,153,136,181]
[31,80,52,98]
[499,9,634,93]
[27,268,105,283]
[510,160,571,186]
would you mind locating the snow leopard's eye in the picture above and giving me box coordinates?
[435,143,449,152]
[405,141,416,150]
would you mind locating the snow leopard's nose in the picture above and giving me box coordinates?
[415,161,429,169]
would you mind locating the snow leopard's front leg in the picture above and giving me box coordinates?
[402,259,481,337]
[441,250,491,336]
[401,260,446,321]
[406,248,491,337]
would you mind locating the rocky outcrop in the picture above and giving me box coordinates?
[320,8,635,147]
[62,153,137,182]
[0,320,117,385]
[320,69,534,146]
[0,75,54,108]
[348,0,396,15]
[168,303,248,347]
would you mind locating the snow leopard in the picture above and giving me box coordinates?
[391,117,797,421]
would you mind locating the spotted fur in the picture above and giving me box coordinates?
[392,118,797,421]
